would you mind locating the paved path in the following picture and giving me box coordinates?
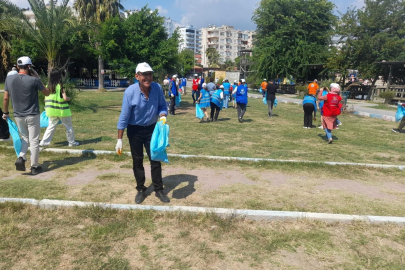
[249,92,396,121]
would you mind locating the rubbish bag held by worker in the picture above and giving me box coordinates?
[196,104,204,119]
[150,121,170,163]
[7,118,21,157]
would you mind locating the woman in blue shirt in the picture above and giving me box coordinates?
[222,79,231,109]
[197,83,211,122]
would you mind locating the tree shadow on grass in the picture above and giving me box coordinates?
[146,174,197,199]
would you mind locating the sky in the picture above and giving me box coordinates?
[10,0,365,31]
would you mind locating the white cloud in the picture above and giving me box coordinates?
[156,5,168,15]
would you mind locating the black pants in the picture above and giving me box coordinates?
[0,108,10,139]
[210,102,221,120]
[127,124,163,192]
[237,103,247,119]
[303,103,315,127]
[169,96,176,115]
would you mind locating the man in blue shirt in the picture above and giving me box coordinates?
[168,74,178,115]
[116,62,169,204]
[206,77,216,96]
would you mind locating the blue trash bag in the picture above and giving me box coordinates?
[150,121,170,163]
[196,104,204,119]
[40,111,62,128]
[263,91,267,105]
[40,111,49,128]
[274,98,278,107]
[175,92,181,107]
[395,103,405,122]
[259,89,262,93]
[7,118,21,157]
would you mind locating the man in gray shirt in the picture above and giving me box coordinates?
[2,56,50,175]
[206,77,216,96]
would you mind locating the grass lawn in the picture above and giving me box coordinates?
[1,202,405,270]
[0,82,4,89]
[1,90,403,164]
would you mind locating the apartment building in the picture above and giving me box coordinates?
[178,26,202,53]
[200,25,255,67]
[164,17,181,38]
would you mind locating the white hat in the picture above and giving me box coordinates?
[264,79,267,81]
[172,74,177,78]
[135,62,153,73]
[241,79,246,83]
[194,74,198,76]
[234,80,237,83]
[202,83,207,88]
[220,85,224,89]
[314,79,318,82]
[17,56,33,66]
[7,70,18,77]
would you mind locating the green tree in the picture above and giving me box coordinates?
[330,0,405,98]
[221,59,235,71]
[97,7,180,80]
[1,0,88,76]
[205,47,220,67]
[73,0,123,89]
[178,49,194,76]
[252,0,336,81]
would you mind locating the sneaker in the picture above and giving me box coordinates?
[392,129,400,133]
[238,118,243,123]
[303,126,307,128]
[68,142,79,147]
[15,157,26,171]
[30,166,43,175]
[328,139,333,144]
[0,137,11,141]
[135,190,146,204]
[318,126,323,129]
[155,191,170,203]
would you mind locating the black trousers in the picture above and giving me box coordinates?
[169,96,176,115]
[0,108,10,139]
[127,124,163,192]
[237,103,247,119]
[210,102,221,120]
[303,103,315,127]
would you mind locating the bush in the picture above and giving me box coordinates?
[296,85,308,96]
[379,91,395,104]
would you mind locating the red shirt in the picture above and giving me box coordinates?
[192,79,200,91]
[323,93,342,117]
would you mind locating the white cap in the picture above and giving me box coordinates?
[330,83,340,89]
[241,79,246,83]
[194,74,198,76]
[17,56,33,66]
[264,79,267,81]
[7,70,18,77]
[135,62,153,73]
[220,85,224,89]
[314,79,318,82]
[202,83,207,88]
[234,80,237,83]
[172,74,177,78]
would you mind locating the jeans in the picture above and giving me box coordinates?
[15,114,40,167]
[325,128,332,140]
[303,103,315,127]
[223,95,230,108]
[237,103,247,119]
[210,102,221,120]
[40,116,76,146]
[127,123,163,192]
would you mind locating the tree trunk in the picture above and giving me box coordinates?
[367,76,378,101]
[98,55,104,89]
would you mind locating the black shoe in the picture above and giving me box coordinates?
[392,129,400,133]
[135,190,146,204]
[15,157,26,171]
[238,117,243,123]
[30,166,43,175]
[155,191,170,203]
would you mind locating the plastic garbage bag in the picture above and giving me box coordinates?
[263,91,267,105]
[175,92,181,107]
[274,98,278,107]
[7,118,21,157]
[395,103,405,122]
[196,104,204,119]
[150,121,170,163]
[40,111,62,128]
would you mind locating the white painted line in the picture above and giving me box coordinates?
[2,198,405,224]
[37,148,405,170]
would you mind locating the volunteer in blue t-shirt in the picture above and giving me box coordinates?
[222,78,231,109]
[302,94,317,128]
[232,79,248,123]
[181,77,187,95]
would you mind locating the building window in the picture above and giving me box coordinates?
[220,39,224,43]
[220,32,224,36]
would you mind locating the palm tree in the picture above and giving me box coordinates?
[73,0,124,89]
[0,0,89,76]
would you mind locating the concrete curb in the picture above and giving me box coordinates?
[248,93,396,122]
[1,197,405,224]
[38,147,405,170]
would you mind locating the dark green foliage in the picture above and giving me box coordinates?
[252,0,336,80]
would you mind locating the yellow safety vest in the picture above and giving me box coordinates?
[45,84,71,117]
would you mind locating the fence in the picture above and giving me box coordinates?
[374,85,405,104]
[73,79,130,88]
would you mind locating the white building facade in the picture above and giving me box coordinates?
[200,25,255,67]
[164,17,181,38]
[178,26,202,53]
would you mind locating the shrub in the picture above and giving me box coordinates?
[379,91,395,104]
